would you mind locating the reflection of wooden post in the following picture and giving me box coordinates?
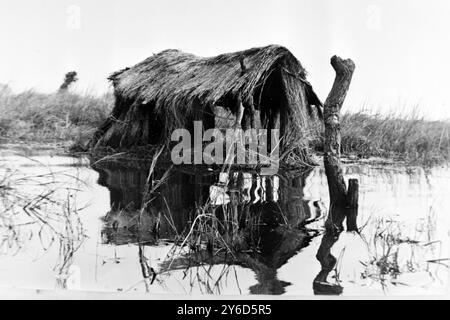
[313,231,343,295]
[323,56,357,231]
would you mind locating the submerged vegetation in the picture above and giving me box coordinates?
[349,210,446,292]
[0,160,86,257]
[1,83,449,165]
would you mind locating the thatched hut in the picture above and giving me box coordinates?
[90,45,322,162]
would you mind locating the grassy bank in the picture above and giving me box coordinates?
[0,85,113,150]
[310,110,450,165]
[1,85,449,165]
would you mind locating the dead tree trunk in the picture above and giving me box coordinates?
[323,55,357,231]
[313,56,358,295]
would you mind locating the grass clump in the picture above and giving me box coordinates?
[0,85,113,149]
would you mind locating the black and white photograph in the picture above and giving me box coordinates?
[0,0,449,304]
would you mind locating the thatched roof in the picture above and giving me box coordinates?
[91,45,322,159]
[109,45,310,109]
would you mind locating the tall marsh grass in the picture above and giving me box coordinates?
[0,85,113,148]
[311,109,450,165]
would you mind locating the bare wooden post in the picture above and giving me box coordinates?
[239,56,247,76]
[346,178,359,232]
[235,56,246,129]
[238,56,256,130]
[242,95,256,130]
[234,95,244,128]
[323,55,357,231]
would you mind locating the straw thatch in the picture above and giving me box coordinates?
[90,45,322,157]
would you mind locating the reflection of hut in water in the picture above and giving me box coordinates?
[90,45,322,165]
[96,164,205,245]
[92,161,324,294]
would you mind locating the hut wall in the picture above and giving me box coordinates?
[279,62,311,152]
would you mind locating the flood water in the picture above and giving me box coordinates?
[0,148,449,297]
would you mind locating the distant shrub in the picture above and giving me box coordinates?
[59,71,78,91]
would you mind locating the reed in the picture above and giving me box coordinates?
[0,85,113,149]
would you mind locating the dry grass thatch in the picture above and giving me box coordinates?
[90,45,322,157]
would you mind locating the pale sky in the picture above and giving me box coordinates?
[1,0,450,119]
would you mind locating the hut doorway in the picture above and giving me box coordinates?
[257,67,289,148]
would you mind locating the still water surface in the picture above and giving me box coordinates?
[0,149,449,296]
